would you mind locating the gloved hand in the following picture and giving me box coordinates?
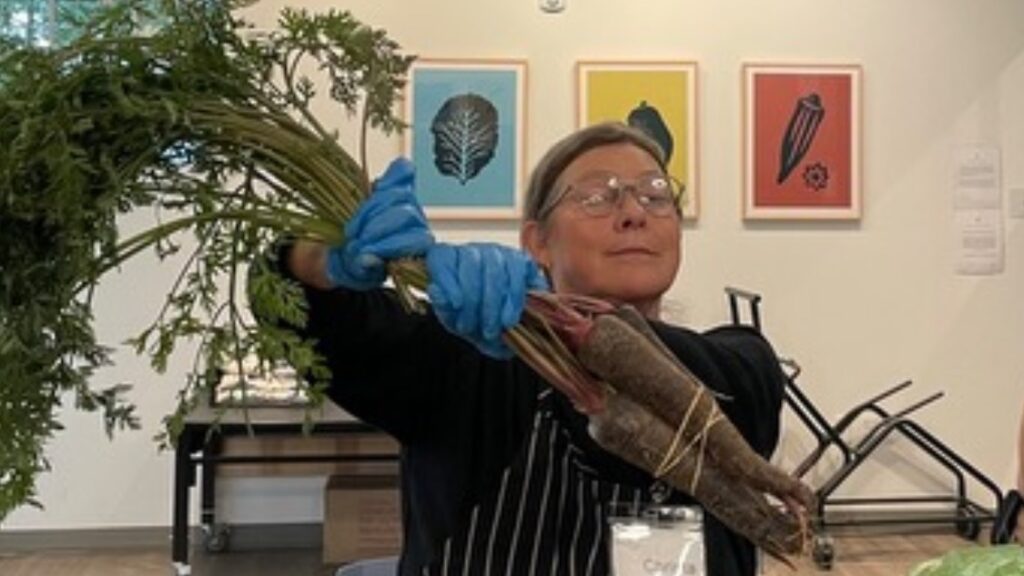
[426,243,549,359]
[326,158,433,290]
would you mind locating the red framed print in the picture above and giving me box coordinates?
[742,63,862,220]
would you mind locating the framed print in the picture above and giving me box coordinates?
[402,59,527,220]
[742,63,862,220]
[576,61,699,219]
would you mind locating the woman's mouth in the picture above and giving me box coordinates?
[607,247,656,257]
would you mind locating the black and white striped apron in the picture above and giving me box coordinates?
[419,389,649,576]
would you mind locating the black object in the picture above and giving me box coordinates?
[431,93,498,185]
[993,489,1022,544]
[627,100,674,164]
[777,93,824,184]
[724,286,1004,570]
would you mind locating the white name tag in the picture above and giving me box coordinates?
[610,506,705,576]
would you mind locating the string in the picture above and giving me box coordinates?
[653,386,724,493]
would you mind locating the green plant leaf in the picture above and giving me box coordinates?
[0,0,414,519]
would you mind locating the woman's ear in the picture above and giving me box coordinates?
[520,220,550,270]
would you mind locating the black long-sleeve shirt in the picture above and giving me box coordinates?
[295,284,785,576]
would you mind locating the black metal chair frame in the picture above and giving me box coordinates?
[724,286,1004,570]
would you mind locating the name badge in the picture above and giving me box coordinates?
[610,505,705,576]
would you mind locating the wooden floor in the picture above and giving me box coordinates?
[0,531,983,576]
[762,532,977,576]
[0,547,337,576]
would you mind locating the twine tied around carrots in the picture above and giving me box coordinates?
[654,386,724,494]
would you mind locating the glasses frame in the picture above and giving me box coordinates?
[540,172,684,220]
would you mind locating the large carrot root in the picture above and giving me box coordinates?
[589,392,808,561]
[577,312,814,512]
[511,295,811,560]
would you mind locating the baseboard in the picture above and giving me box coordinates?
[230,522,321,550]
[0,526,170,551]
[0,522,322,553]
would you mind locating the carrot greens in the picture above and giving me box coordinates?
[0,0,412,518]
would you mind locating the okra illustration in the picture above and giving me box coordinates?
[777,93,824,184]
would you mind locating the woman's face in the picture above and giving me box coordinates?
[522,142,682,316]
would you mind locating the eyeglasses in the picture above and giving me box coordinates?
[542,171,682,219]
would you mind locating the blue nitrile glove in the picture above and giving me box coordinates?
[426,242,550,359]
[325,158,434,290]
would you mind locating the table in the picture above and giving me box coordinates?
[170,400,399,576]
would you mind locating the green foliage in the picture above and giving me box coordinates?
[0,0,414,519]
[908,546,1024,576]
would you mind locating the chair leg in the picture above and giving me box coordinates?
[1017,402,1024,495]
[993,489,1022,544]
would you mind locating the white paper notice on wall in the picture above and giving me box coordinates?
[953,210,1004,275]
[953,146,1004,275]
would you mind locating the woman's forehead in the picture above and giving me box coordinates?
[559,143,662,182]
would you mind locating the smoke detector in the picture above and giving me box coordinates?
[539,0,566,14]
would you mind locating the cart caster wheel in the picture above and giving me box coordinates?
[202,523,231,553]
[812,535,835,571]
[955,506,980,541]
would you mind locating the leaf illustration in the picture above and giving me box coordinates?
[430,93,499,185]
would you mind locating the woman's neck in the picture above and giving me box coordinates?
[632,298,661,320]
[594,294,662,320]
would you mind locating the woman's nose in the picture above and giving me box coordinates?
[615,190,648,230]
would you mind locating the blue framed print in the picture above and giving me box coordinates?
[403,59,527,220]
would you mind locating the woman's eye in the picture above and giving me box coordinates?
[645,192,673,205]
[579,190,610,207]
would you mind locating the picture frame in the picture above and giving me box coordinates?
[742,63,862,220]
[402,58,527,220]
[576,60,700,220]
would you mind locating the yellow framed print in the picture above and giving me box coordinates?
[576,60,699,220]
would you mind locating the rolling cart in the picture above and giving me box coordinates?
[170,398,399,576]
[724,286,1003,570]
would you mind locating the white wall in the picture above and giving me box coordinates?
[6,0,1024,531]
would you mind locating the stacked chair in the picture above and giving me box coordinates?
[723,287,1004,570]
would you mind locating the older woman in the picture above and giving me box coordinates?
[280,122,785,576]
